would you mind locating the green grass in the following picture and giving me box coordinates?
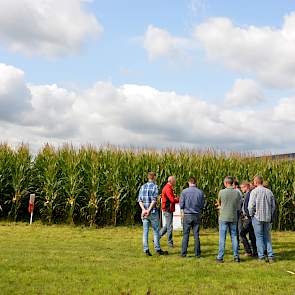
[0,224,294,295]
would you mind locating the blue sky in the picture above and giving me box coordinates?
[1,0,295,153]
[1,0,294,96]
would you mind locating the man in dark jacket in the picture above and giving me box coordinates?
[239,182,257,257]
[180,176,205,257]
[159,176,179,247]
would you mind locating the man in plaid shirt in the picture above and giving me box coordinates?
[138,172,168,256]
[248,175,276,262]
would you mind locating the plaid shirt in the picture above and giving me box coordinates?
[137,181,159,213]
[248,186,276,222]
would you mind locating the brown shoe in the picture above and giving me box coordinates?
[156,249,168,255]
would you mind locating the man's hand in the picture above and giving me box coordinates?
[215,200,221,209]
[141,209,149,218]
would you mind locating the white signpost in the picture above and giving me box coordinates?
[28,194,35,225]
[162,203,182,231]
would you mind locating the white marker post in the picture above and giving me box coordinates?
[28,194,35,225]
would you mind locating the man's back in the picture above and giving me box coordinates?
[161,183,177,212]
[180,186,205,214]
[138,182,158,213]
[249,186,275,222]
[218,188,240,222]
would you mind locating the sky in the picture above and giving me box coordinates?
[1,0,295,154]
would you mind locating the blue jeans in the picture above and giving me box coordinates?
[142,212,161,252]
[217,221,239,260]
[159,212,173,246]
[252,217,274,259]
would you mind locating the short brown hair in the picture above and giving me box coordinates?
[254,175,264,185]
[147,171,156,179]
[224,176,234,185]
[188,176,196,184]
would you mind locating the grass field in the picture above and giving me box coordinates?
[0,224,295,295]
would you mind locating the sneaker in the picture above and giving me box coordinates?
[156,249,168,256]
[234,257,240,263]
[216,258,224,263]
[145,250,152,256]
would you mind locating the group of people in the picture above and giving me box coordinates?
[137,172,276,263]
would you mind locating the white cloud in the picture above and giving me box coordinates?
[1,63,295,152]
[142,12,295,91]
[273,97,295,123]
[195,13,295,88]
[0,0,103,57]
[225,79,265,107]
[143,25,192,61]
[26,84,78,137]
[0,63,32,122]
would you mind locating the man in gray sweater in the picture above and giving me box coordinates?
[180,176,205,257]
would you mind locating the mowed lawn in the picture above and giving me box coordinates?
[0,224,295,295]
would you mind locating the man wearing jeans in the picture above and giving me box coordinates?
[138,172,167,256]
[216,176,241,263]
[159,176,179,247]
[239,181,257,257]
[248,175,276,263]
[180,176,205,257]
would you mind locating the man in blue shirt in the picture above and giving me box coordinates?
[179,176,205,257]
[138,172,168,256]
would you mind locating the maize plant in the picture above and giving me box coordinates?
[80,147,104,226]
[103,150,129,226]
[0,144,14,217]
[0,144,294,229]
[59,145,84,224]
[33,145,61,224]
[7,145,32,222]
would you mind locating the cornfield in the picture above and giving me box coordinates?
[0,143,294,230]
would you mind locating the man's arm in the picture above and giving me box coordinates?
[248,191,256,217]
[216,191,221,209]
[139,201,146,211]
[138,186,148,216]
[200,192,205,210]
[271,192,276,222]
[145,185,159,215]
[146,200,157,214]
[244,192,251,217]
[166,186,176,204]
[179,191,185,210]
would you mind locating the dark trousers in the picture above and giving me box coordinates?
[239,217,257,255]
[181,214,201,257]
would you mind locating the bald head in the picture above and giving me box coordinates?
[168,176,176,187]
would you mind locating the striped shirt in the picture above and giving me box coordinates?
[137,181,159,213]
[248,186,275,222]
